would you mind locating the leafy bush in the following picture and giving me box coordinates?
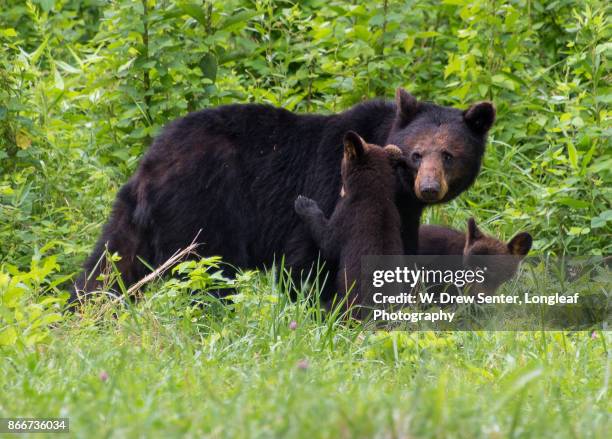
[1,0,609,275]
[0,252,67,348]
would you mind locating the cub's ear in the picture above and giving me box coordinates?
[507,232,532,258]
[466,217,483,246]
[383,144,404,164]
[343,131,366,161]
[395,88,419,128]
[463,101,496,135]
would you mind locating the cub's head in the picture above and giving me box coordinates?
[387,88,496,204]
[463,218,532,295]
[341,131,406,197]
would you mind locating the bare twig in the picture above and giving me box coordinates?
[127,231,202,296]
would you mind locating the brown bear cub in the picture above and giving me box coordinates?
[294,131,405,314]
[418,218,532,295]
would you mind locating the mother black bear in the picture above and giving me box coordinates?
[74,88,495,299]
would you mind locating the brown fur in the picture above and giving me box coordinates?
[392,89,495,205]
[418,218,532,295]
[294,132,404,315]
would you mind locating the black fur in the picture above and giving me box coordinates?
[74,89,494,301]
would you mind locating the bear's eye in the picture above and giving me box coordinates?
[442,151,454,164]
[411,152,422,165]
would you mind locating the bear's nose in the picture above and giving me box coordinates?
[419,182,440,202]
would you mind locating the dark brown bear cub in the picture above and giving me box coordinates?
[419,218,532,295]
[294,131,404,314]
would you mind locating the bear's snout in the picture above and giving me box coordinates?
[418,179,441,202]
[414,163,448,203]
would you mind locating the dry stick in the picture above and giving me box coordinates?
[127,231,202,297]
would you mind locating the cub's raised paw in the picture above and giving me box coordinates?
[294,195,320,217]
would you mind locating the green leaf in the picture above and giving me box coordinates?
[33,0,54,12]
[491,74,516,91]
[179,3,208,27]
[30,36,49,64]
[54,68,64,90]
[56,60,81,74]
[199,53,217,82]
[557,197,590,209]
[39,313,62,326]
[0,327,17,346]
[3,282,27,307]
[403,36,415,52]
[568,226,590,236]
[0,28,17,38]
[444,54,461,79]
[312,24,332,40]
[567,142,578,169]
[591,210,612,228]
[218,11,259,31]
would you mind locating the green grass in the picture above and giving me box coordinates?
[1,264,610,438]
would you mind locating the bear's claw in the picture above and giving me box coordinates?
[294,195,319,217]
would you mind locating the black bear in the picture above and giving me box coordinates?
[418,218,532,295]
[74,88,495,301]
[294,132,404,311]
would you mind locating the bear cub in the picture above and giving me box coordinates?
[418,218,532,295]
[294,131,405,312]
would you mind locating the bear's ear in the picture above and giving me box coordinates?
[395,88,419,128]
[385,144,411,194]
[343,131,366,161]
[463,101,496,135]
[466,217,483,246]
[507,232,532,258]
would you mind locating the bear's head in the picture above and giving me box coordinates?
[462,217,532,295]
[386,88,496,204]
[340,131,405,197]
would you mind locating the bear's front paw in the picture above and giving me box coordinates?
[294,195,320,217]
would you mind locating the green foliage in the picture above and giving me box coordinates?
[0,0,610,272]
[0,251,67,347]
